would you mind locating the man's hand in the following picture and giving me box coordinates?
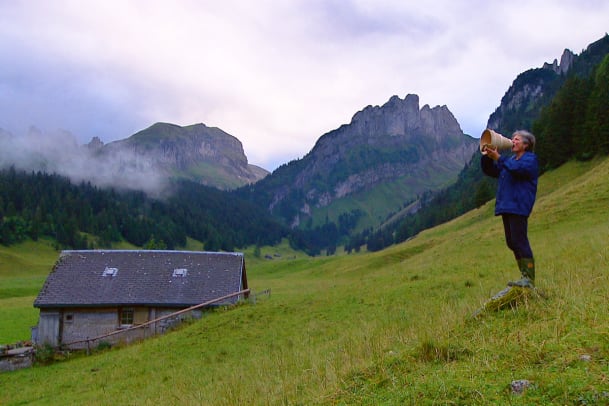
[483,145,500,161]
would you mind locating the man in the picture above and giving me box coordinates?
[481,130,539,287]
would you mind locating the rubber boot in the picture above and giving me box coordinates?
[508,258,535,288]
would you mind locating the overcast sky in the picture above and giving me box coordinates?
[1,1,607,171]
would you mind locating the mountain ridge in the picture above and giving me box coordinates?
[0,123,268,194]
[241,93,477,235]
[98,122,269,190]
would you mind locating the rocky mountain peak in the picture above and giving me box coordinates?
[251,93,477,229]
[488,35,609,133]
[350,94,425,137]
[320,94,465,150]
[542,49,575,75]
[100,122,268,190]
[86,136,104,150]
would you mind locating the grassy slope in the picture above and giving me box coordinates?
[0,239,59,343]
[307,169,458,232]
[1,158,608,405]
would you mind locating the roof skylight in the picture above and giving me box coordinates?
[172,268,188,277]
[102,267,118,277]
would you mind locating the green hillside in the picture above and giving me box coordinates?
[2,156,609,404]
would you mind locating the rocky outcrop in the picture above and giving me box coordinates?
[486,67,560,133]
[542,49,575,75]
[486,37,609,133]
[86,136,104,150]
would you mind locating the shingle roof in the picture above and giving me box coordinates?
[34,250,247,308]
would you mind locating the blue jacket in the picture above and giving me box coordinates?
[481,152,539,217]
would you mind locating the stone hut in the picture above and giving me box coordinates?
[32,250,248,349]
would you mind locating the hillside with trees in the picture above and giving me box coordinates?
[0,169,286,251]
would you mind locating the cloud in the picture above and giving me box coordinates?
[1,1,608,171]
[0,127,167,196]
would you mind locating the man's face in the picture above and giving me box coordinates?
[512,135,527,154]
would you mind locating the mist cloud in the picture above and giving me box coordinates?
[0,127,167,196]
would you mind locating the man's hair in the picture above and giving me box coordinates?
[513,130,536,152]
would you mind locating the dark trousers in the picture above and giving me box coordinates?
[501,213,533,259]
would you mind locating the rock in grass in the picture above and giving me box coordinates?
[511,379,532,394]
[471,286,539,319]
[485,286,528,311]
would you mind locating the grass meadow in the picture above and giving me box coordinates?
[0,239,58,343]
[1,157,608,404]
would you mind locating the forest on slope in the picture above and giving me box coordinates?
[0,173,286,251]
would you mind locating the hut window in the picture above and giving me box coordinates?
[120,308,134,326]
[65,314,74,323]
